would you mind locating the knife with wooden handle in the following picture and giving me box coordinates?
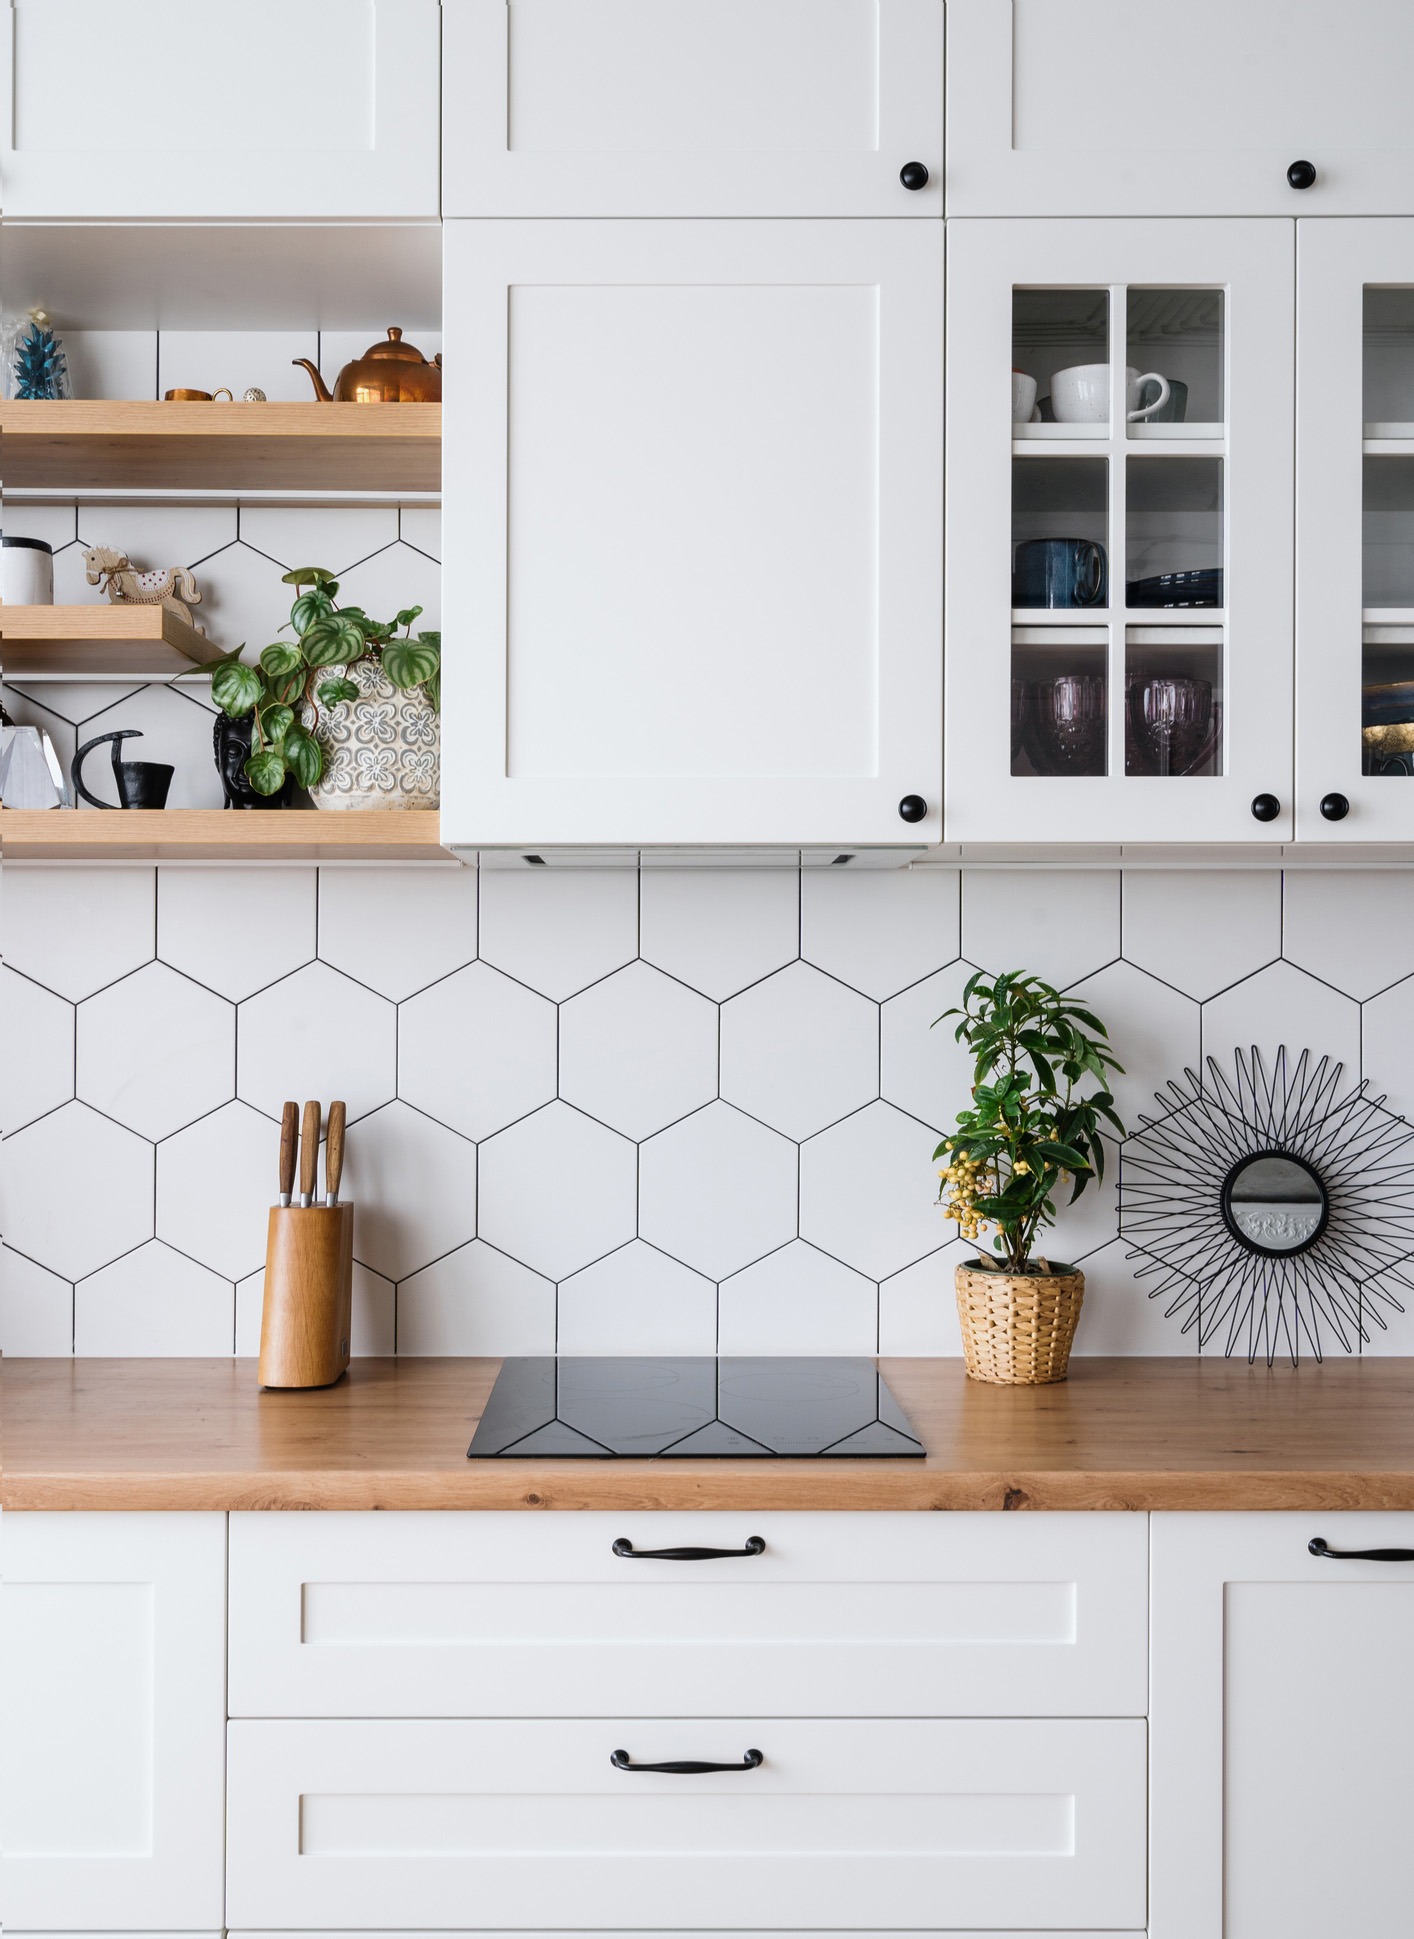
[278,1101,298,1207]
[299,1100,321,1207]
[325,1101,346,1208]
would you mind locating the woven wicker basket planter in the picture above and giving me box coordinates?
[955,1259,1084,1385]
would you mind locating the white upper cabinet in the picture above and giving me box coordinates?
[1297,218,1414,840]
[0,1513,227,1932]
[441,219,943,850]
[948,0,1414,217]
[1152,1512,1414,1939]
[442,0,943,215]
[0,0,440,218]
[946,217,1294,843]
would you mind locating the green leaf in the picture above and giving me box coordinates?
[243,748,288,796]
[394,605,424,629]
[382,636,440,691]
[302,614,367,669]
[316,676,361,710]
[424,669,440,714]
[281,566,338,589]
[290,590,334,633]
[210,660,264,715]
[1034,1140,1089,1167]
[281,723,322,789]
[259,704,295,745]
[260,640,304,679]
[269,666,307,706]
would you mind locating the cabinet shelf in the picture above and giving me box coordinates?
[1012,607,1226,626]
[0,400,441,495]
[1014,424,1225,455]
[1,604,226,679]
[0,808,448,861]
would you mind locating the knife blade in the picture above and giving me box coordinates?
[278,1100,298,1207]
[326,1100,346,1208]
[299,1100,321,1207]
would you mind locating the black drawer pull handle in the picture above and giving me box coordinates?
[612,1747,764,1774]
[1309,1536,1414,1562]
[612,1536,766,1561]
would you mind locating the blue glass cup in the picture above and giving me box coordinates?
[1013,537,1108,609]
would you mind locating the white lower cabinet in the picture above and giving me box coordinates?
[1152,1511,1414,1939]
[0,1514,227,1933]
[227,1716,1146,1930]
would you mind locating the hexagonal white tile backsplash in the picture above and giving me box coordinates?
[7,857,1414,1360]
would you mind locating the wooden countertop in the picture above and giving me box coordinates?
[10,1356,1414,1511]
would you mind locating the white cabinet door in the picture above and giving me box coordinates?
[228,1508,1148,1718]
[1296,218,1414,839]
[441,220,943,849]
[443,0,942,216]
[947,0,1414,217]
[1152,1511,1414,1939]
[0,1,439,217]
[227,1716,1147,1929]
[0,1512,226,1931]
[946,217,1294,842]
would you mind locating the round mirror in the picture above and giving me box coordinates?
[1220,1150,1329,1256]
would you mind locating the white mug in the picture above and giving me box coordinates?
[0,534,54,604]
[1051,363,1171,424]
[1011,370,1038,423]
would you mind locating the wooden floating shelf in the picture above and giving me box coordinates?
[1,603,225,679]
[0,400,441,494]
[0,808,448,862]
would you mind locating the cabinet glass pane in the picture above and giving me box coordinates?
[1363,296,1414,776]
[1012,288,1108,428]
[1126,457,1223,607]
[1362,450,1414,775]
[1013,458,1108,607]
[1125,629,1223,777]
[1363,288,1414,430]
[1011,632,1108,779]
[1126,288,1224,431]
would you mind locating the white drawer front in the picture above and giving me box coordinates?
[227,1718,1147,1930]
[228,1510,1147,1717]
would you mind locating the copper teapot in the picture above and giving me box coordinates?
[293,327,442,404]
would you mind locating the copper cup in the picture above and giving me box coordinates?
[164,387,233,402]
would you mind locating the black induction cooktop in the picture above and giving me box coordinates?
[467,1356,926,1459]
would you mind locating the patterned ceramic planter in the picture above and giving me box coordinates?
[307,659,439,810]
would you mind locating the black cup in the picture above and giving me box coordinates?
[1013,537,1107,609]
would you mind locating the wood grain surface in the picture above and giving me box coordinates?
[0,808,448,861]
[9,1357,1414,1512]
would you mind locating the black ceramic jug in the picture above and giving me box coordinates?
[71,729,174,809]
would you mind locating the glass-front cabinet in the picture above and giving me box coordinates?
[947,220,1295,842]
[1298,219,1414,840]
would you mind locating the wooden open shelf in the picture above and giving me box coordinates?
[0,808,448,861]
[1,603,224,679]
[0,400,441,494]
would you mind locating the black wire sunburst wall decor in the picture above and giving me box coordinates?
[1119,1045,1414,1366]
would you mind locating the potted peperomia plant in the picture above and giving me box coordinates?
[208,566,441,808]
[934,970,1125,1385]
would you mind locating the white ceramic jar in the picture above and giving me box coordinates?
[1,534,54,604]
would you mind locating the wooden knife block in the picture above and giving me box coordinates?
[258,1204,354,1389]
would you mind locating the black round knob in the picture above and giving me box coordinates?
[1287,159,1317,190]
[1320,791,1350,821]
[898,794,928,823]
[899,161,929,191]
[1250,793,1281,822]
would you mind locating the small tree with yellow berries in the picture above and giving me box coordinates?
[934,970,1125,1274]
